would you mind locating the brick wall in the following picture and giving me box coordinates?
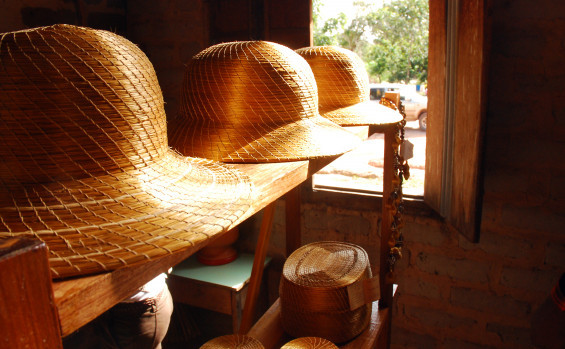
[1,0,127,35]
[126,0,209,120]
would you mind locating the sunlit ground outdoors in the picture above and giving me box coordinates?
[312,119,426,197]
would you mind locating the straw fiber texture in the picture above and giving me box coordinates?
[169,41,361,163]
[200,334,264,349]
[281,337,338,349]
[280,241,372,343]
[295,46,402,127]
[0,25,254,279]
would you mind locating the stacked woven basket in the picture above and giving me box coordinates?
[279,241,379,343]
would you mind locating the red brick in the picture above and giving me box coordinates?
[403,221,447,247]
[397,276,442,300]
[500,204,565,235]
[545,242,565,267]
[486,322,531,347]
[500,267,561,294]
[391,326,438,349]
[450,287,531,318]
[415,252,490,284]
[458,231,534,260]
[443,338,497,349]
[404,305,477,329]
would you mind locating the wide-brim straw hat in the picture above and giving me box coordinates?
[169,41,361,163]
[280,241,374,343]
[0,25,254,279]
[200,334,264,348]
[295,46,402,127]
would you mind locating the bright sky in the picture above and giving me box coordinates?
[317,0,385,23]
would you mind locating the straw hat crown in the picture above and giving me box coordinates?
[281,337,338,349]
[1,24,168,190]
[295,46,402,127]
[279,241,373,343]
[295,46,369,113]
[200,334,264,348]
[0,25,253,278]
[169,41,361,162]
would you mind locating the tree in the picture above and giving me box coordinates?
[313,0,347,46]
[366,0,429,83]
[313,0,429,84]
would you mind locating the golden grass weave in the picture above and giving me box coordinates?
[295,46,402,127]
[0,24,254,279]
[281,337,339,349]
[280,241,373,343]
[169,41,362,163]
[200,334,265,349]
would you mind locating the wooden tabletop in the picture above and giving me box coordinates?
[52,159,332,337]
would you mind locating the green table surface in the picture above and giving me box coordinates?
[170,253,271,290]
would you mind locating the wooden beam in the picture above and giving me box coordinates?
[0,238,62,348]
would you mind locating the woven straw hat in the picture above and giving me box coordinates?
[169,41,361,162]
[200,334,264,348]
[295,46,402,128]
[0,25,254,279]
[281,337,338,349]
[280,241,378,343]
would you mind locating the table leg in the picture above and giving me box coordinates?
[238,203,276,333]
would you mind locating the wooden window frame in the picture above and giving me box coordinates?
[426,0,491,242]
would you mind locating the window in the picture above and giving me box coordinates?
[312,0,490,241]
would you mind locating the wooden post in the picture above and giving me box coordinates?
[0,238,62,348]
[285,186,301,256]
[379,127,396,309]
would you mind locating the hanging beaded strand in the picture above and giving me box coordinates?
[379,97,409,278]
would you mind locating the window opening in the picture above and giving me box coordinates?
[311,0,429,197]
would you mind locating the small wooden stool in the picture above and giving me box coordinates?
[168,253,271,333]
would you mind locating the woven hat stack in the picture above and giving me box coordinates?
[200,334,264,348]
[169,41,362,162]
[279,241,379,343]
[0,24,254,279]
[295,46,402,129]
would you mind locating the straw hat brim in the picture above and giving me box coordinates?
[1,152,254,279]
[281,337,339,348]
[321,101,403,127]
[169,114,362,163]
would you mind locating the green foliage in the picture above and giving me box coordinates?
[313,0,429,84]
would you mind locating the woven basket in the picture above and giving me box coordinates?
[169,41,361,163]
[0,25,254,279]
[281,337,338,349]
[200,334,264,348]
[295,46,402,128]
[280,241,379,343]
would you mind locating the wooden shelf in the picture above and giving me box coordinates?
[52,158,335,337]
